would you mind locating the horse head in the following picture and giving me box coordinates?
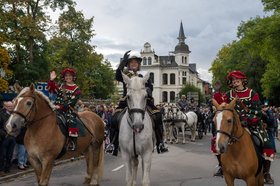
[6,84,54,136]
[212,98,240,153]
[122,72,150,133]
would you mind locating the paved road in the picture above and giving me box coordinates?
[1,133,280,186]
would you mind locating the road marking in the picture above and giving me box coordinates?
[112,164,124,172]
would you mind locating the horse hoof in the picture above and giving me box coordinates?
[191,140,195,142]
[83,178,90,184]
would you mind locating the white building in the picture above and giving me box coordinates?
[139,22,200,104]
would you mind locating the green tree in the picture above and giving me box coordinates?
[47,6,115,98]
[0,0,74,85]
[179,83,204,104]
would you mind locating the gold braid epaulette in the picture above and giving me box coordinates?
[123,69,137,78]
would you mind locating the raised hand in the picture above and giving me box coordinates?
[50,71,57,80]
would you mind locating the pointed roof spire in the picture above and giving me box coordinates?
[174,21,190,54]
[177,21,186,43]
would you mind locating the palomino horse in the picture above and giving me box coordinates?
[119,72,154,186]
[171,110,197,143]
[5,84,104,186]
[213,98,263,186]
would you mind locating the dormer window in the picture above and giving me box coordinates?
[143,57,147,65]
[148,57,152,65]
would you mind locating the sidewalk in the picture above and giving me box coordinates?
[0,156,84,183]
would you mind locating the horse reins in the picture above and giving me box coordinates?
[126,106,146,158]
[216,108,244,144]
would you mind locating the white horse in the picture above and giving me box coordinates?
[119,72,155,186]
[162,104,173,143]
[171,110,198,143]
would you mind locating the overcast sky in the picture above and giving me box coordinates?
[62,0,266,82]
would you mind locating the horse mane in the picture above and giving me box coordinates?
[17,87,56,110]
[128,76,145,90]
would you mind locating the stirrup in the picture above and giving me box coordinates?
[67,140,77,151]
[105,144,115,154]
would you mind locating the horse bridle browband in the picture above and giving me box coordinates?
[215,108,244,144]
[12,94,53,126]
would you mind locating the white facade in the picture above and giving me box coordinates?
[139,22,200,104]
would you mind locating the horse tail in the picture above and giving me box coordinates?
[97,141,105,180]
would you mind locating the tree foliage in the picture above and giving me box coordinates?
[210,0,280,105]
[179,83,204,104]
[0,1,115,99]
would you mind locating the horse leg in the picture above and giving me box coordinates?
[28,155,42,184]
[125,156,134,186]
[175,126,179,144]
[163,122,167,143]
[84,146,93,184]
[141,152,152,186]
[169,125,174,144]
[224,173,234,186]
[190,124,196,142]
[38,158,55,186]
[257,172,264,186]
[131,157,138,186]
[245,176,257,186]
[182,124,186,144]
[89,142,104,186]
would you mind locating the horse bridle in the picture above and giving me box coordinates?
[12,94,53,126]
[215,108,244,144]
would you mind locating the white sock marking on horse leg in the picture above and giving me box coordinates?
[112,164,124,172]
[215,112,223,152]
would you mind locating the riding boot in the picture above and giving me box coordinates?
[153,112,168,154]
[264,160,274,184]
[112,131,119,156]
[68,137,77,151]
[106,109,122,156]
[213,154,223,177]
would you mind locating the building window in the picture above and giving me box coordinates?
[182,56,184,63]
[162,73,168,85]
[170,91,175,103]
[150,72,154,84]
[170,73,175,85]
[143,57,147,65]
[148,57,152,65]
[183,77,186,85]
[162,91,168,102]
[185,57,187,64]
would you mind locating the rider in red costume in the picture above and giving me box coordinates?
[223,70,275,184]
[53,68,81,151]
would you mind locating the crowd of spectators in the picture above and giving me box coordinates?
[1,96,280,177]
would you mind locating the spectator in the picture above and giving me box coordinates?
[0,101,16,174]
[16,127,28,170]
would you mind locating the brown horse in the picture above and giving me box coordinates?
[212,98,263,186]
[5,84,104,186]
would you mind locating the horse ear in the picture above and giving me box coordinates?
[212,98,220,108]
[14,81,22,94]
[121,72,131,85]
[30,83,35,93]
[228,97,237,108]
[142,72,150,84]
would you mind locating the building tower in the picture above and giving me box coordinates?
[174,21,191,66]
